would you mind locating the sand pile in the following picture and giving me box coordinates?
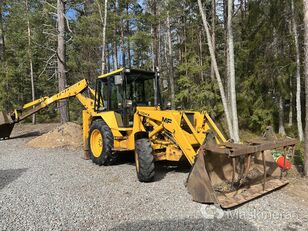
[27,122,83,149]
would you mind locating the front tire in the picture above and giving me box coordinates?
[88,119,113,166]
[135,138,155,182]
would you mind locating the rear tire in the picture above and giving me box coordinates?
[135,138,155,182]
[88,119,113,166]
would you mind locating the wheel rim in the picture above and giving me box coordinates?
[90,129,103,158]
[135,152,140,173]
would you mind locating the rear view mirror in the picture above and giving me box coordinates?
[114,75,123,85]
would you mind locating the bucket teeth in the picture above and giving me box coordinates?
[0,111,14,139]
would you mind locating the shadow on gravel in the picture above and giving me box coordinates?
[0,168,28,190]
[112,152,192,181]
[109,218,257,231]
[113,151,135,165]
[9,131,41,140]
[155,160,191,181]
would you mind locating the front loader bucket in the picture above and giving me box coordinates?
[186,138,297,208]
[0,111,15,139]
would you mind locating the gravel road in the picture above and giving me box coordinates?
[0,124,308,230]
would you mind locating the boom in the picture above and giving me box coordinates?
[0,79,93,139]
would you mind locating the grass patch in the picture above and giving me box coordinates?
[240,130,259,141]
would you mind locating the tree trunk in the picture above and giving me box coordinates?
[25,0,36,124]
[0,1,8,110]
[152,0,159,70]
[292,0,304,141]
[106,45,111,72]
[303,0,308,176]
[120,18,125,67]
[150,26,154,70]
[210,0,216,80]
[224,0,231,106]
[113,37,118,70]
[97,0,108,74]
[289,79,293,127]
[126,3,131,68]
[0,2,5,60]
[113,1,118,70]
[103,0,108,72]
[167,11,175,109]
[197,0,234,139]
[158,20,161,69]
[199,30,204,81]
[227,0,239,142]
[184,21,188,77]
[279,95,286,136]
[57,0,69,123]
[164,33,168,66]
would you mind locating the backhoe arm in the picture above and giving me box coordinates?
[0,79,95,139]
[15,79,92,122]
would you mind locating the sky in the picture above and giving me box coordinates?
[66,0,145,21]
[66,8,77,20]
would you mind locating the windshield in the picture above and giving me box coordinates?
[95,74,155,111]
[125,76,155,106]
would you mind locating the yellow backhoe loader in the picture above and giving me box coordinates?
[0,68,297,208]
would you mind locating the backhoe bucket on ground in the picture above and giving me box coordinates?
[0,111,15,139]
[186,138,297,208]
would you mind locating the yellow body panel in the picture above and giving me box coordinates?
[82,110,91,152]
[154,145,183,161]
[96,105,226,165]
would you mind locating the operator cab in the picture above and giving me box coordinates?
[94,68,161,127]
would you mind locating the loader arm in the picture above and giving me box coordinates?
[135,107,297,208]
[136,107,226,165]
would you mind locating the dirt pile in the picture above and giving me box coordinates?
[27,122,82,149]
